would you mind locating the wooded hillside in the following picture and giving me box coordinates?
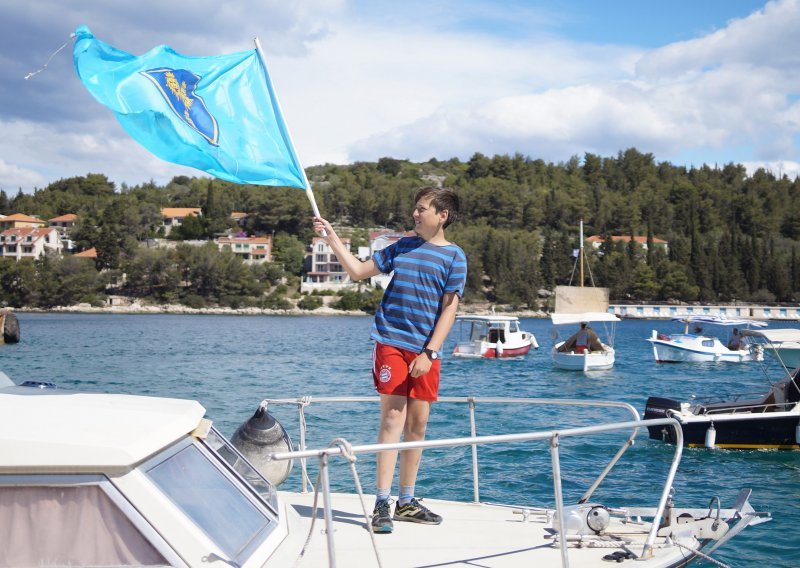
[3,147,799,309]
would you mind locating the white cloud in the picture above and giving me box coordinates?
[269,18,640,166]
[0,118,202,191]
[3,0,800,191]
[743,160,800,179]
[0,158,46,193]
[345,0,800,171]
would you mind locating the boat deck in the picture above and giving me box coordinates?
[277,492,696,567]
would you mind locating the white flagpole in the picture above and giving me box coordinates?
[253,37,325,234]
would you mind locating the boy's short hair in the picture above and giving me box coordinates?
[414,187,459,228]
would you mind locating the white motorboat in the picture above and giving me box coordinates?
[645,330,800,449]
[452,314,538,358]
[646,316,767,363]
[0,374,770,567]
[746,328,800,369]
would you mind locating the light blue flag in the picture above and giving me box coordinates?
[72,25,307,189]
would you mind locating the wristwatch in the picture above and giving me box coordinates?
[423,348,439,361]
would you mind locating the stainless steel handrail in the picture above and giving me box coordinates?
[269,415,683,568]
[260,396,639,500]
[262,396,682,568]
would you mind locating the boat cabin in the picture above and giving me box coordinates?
[0,382,287,567]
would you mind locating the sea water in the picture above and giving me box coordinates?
[2,313,798,567]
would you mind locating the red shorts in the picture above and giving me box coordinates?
[372,342,440,401]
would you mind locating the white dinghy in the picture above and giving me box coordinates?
[550,220,619,372]
[551,310,620,371]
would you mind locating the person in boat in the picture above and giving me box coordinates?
[313,187,467,534]
[558,322,602,353]
[727,328,744,351]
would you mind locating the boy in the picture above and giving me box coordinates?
[313,186,467,533]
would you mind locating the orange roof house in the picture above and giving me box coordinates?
[73,247,98,258]
[0,227,62,260]
[49,214,78,235]
[161,207,202,236]
[216,235,272,264]
[0,214,46,231]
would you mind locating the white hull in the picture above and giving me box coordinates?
[767,345,800,368]
[453,315,538,359]
[552,343,615,371]
[647,333,763,363]
[453,334,536,358]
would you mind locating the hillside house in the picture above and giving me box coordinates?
[48,214,78,251]
[0,214,46,231]
[367,230,413,289]
[161,208,202,236]
[230,212,248,227]
[301,236,352,292]
[48,214,78,235]
[73,247,98,259]
[0,227,63,260]
[216,235,272,265]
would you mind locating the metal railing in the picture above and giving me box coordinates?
[262,396,684,567]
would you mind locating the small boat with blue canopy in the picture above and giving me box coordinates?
[646,315,767,363]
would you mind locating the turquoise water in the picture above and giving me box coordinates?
[2,313,798,567]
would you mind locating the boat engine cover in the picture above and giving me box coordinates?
[644,397,682,442]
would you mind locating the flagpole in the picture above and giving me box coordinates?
[253,37,325,234]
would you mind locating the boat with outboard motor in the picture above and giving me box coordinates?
[452,314,538,358]
[0,371,770,567]
[646,315,767,363]
[644,329,800,449]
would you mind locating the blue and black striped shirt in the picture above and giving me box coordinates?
[371,236,467,352]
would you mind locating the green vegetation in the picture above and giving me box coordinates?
[2,148,800,310]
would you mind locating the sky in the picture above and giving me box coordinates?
[2,0,799,194]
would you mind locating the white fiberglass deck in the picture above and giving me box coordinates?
[279,492,703,567]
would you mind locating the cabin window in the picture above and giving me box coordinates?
[702,339,715,348]
[203,427,278,512]
[146,441,275,563]
[0,482,169,566]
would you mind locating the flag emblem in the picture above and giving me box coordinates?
[141,68,219,145]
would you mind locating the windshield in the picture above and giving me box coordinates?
[146,441,275,562]
[203,427,278,511]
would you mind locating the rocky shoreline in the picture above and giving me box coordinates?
[16,302,549,318]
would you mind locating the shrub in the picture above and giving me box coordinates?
[298,296,323,310]
[181,294,207,309]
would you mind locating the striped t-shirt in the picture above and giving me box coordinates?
[370,236,468,353]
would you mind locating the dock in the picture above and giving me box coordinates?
[609,304,800,321]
